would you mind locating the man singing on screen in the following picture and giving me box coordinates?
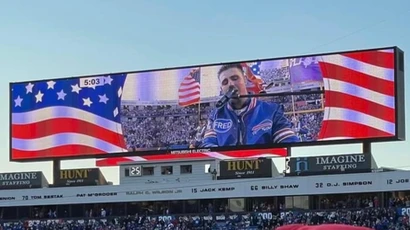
[200,63,299,148]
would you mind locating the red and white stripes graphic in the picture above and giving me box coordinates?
[317,49,395,140]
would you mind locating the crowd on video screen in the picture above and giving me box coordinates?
[259,66,290,83]
[120,66,325,151]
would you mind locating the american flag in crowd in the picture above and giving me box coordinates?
[11,74,128,160]
[178,68,201,107]
[317,49,395,140]
[242,62,266,94]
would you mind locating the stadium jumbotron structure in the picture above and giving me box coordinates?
[4,46,406,229]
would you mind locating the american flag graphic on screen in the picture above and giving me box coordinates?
[317,49,395,140]
[11,74,128,160]
[9,48,396,163]
[178,68,201,107]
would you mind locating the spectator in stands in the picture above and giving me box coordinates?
[201,63,299,147]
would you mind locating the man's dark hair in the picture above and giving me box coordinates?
[217,63,244,79]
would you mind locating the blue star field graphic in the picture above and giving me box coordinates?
[11,74,128,123]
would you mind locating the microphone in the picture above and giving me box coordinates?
[216,85,239,108]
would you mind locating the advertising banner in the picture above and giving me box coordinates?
[285,153,374,176]
[0,171,45,190]
[54,168,105,187]
[218,158,272,179]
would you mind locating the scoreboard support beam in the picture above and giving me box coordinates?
[52,160,61,185]
[362,141,371,154]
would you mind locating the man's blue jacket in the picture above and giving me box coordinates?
[200,98,300,147]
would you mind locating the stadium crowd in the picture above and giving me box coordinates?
[260,66,290,83]
[1,206,408,230]
[1,195,409,229]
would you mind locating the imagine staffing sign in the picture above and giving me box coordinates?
[286,153,372,176]
[0,171,44,190]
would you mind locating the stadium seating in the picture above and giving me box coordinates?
[1,207,407,230]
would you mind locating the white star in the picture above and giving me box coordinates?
[113,107,119,117]
[25,83,34,94]
[57,90,67,100]
[117,87,123,98]
[35,90,44,103]
[98,94,109,104]
[71,84,81,94]
[14,95,23,107]
[104,76,113,85]
[47,81,56,89]
[83,97,93,107]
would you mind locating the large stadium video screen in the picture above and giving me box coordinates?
[10,47,402,161]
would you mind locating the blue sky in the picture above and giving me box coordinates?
[0,0,409,184]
